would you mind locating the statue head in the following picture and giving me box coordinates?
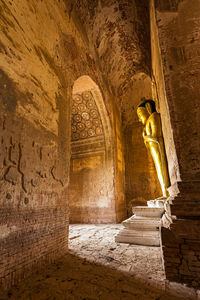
[137,99,156,125]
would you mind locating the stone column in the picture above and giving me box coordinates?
[150,0,200,288]
[161,181,200,287]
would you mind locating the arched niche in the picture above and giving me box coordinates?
[122,72,162,216]
[69,76,115,224]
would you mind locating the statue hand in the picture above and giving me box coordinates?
[142,129,146,138]
[143,135,158,143]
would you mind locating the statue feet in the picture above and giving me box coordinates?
[147,196,167,208]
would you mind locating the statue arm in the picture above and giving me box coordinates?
[150,113,161,138]
[142,129,150,148]
[143,114,161,144]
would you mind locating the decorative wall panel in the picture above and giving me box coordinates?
[71,91,104,141]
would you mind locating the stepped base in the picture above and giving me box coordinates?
[115,228,160,246]
[123,215,161,231]
[115,203,165,247]
[132,206,164,218]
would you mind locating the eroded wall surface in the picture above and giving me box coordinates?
[0,0,118,288]
[0,0,73,288]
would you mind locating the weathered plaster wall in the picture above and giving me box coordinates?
[0,0,120,289]
[70,152,112,223]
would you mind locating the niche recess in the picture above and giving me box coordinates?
[69,76,116,224]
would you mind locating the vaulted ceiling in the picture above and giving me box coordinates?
[73,0,152,125]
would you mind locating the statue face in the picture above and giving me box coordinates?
[145,102,153,115]
[137,107,149,125]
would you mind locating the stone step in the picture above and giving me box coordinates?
[115,229,160,246]
[132,206,164,218]
[122,216,161,231]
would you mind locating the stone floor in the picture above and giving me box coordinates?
[69,224,165,289]
[1,224,199,300]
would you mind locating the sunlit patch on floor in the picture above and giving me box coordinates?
[69,224,165,289]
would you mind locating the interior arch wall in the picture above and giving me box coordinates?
[69,76,117,223]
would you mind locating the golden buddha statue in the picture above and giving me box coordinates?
[137,100,170,198]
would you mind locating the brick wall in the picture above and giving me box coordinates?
[151,0,200,288]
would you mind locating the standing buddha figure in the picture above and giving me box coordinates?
[136,99,170,198]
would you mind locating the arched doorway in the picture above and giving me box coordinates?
[69,76,115,223]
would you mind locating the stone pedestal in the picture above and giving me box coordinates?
[115,202,164,246]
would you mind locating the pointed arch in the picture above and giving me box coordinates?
[69,76,115,223]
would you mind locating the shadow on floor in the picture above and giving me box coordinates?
[0,252,184,300]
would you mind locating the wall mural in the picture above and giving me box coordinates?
[71,91,104,141]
